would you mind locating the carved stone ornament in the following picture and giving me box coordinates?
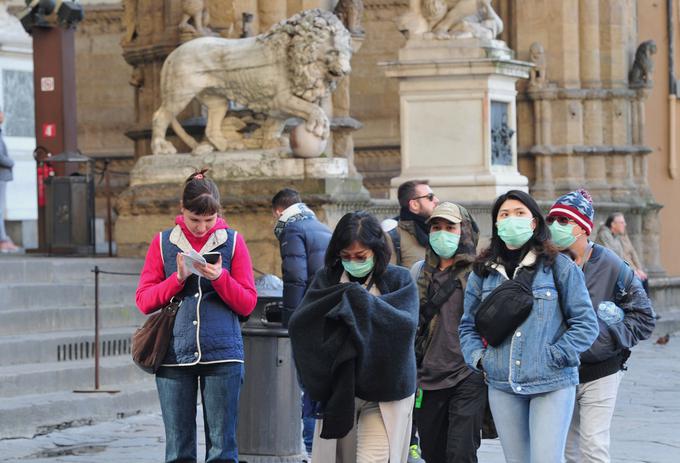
[629,40,657,88]
[179,0,216,39]
[491,102,514,166]
[151,9,353,156]
[334,0,365,36]
[121,0,138,44]
[396,0,503,40]
[240,12,254,38]
[528,42,547,88]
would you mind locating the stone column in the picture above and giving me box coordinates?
[257,0,287,31]
[332,36,365,175]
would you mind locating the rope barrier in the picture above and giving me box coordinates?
[93,269,139,277]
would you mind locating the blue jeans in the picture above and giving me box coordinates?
[156,362,244,463]
[488,385,575,463]
[301,390,316,455]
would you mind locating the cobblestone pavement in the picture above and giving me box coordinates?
[1,337,678,462]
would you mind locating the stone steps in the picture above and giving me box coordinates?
[0,282,137,309]
[653,308,680,337]
[0,305,145,335]
[0,328,138,365]
[0,356,150,398]
[0,381,158,439]
[0,255,156,439]
[648,276,680,335]
[0,257,142,284]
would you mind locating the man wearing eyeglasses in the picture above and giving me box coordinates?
[380,180,438,463]
[383,180,440,270]
[546,190,655,463]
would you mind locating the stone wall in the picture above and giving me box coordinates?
[61,0,679,275]
[75,4,135,245]
[507,0,662,275]
[637,1,680,275]
[76,5,134,159]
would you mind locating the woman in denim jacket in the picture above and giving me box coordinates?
[459,190,599,463]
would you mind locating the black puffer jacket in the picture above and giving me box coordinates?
[278,216,331,326]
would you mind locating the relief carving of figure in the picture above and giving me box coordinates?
[179,0,214,38]
[528,42,547,88]
[397,0,503,40]
[629,40,657,87]
[334,0,364,35]
[151,9,352,155]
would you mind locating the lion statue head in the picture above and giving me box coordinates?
[261,9,353,104]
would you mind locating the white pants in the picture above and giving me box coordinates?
[311,396,414,463]
[565,371,624,463]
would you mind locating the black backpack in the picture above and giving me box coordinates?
[387,226,402,266]
[474,265,537,347]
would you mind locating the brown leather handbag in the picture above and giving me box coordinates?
[131,297,181,374]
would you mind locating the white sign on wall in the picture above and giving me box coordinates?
[40,76,54,92]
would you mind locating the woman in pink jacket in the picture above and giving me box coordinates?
[136,170,257,463]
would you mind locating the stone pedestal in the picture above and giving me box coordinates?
[115,150,369,273]
[383,38,532,201]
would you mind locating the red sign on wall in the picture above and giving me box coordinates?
[42,123,57,138]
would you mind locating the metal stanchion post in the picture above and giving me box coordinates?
[73,265,120,394]
[94,265,100,389]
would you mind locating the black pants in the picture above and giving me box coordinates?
[415,373,487,463]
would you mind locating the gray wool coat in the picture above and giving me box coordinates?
[0,129,14,182]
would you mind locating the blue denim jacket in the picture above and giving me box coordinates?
[459,252,599,395]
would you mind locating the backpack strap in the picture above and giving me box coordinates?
[514,265,537,290]
[388,227,402,266]
[410,260,424,282]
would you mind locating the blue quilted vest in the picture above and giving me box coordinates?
[159,225,244,365]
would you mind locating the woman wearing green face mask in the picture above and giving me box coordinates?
[410,202,488,463]
[288,211,419,463]
[459,190,599,463]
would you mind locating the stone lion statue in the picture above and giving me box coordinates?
[151,9,352,155]
[629,40,657,88]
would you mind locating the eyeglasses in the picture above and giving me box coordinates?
[412,193,435,202]
[546,216,573,226]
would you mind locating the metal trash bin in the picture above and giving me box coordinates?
[238,274,304,463]
[44,151,94,255]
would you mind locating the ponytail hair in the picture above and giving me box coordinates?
[182,169,221,215]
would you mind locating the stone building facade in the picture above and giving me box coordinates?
[350,0,678,277]
[51,0,679,277]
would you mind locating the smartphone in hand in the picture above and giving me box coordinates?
[203,252,221,265]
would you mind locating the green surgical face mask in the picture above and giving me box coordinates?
[429,230,460,258]
[549,221,577,249]
[342,256,374,278]
[497,217,534,249]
